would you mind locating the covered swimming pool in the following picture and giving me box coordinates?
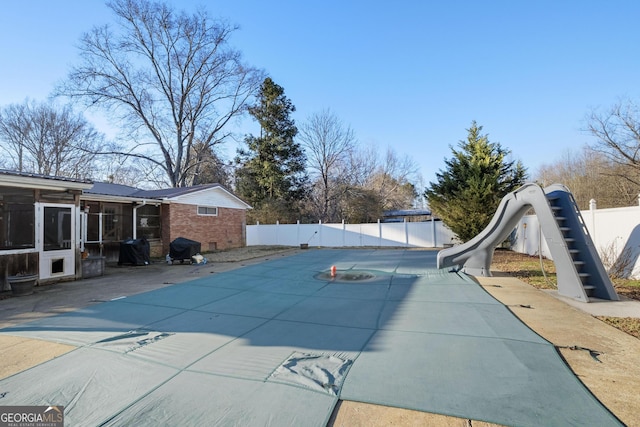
[0,249,622,426]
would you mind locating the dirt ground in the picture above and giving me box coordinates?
[1,246,637,426]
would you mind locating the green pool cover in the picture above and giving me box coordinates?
[0,249,622,426]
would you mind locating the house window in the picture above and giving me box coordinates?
[0,188,35,250]
[102,204,122,241]
[137,204,160,239]
[84,202,133,243]
[197,206,218,216]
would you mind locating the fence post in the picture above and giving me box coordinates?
[378,219,382,247]
[404,218,409,247]
[342,219,346,248]
[318,220,322,247]
[431,216,436,247]
[589,199,597,247]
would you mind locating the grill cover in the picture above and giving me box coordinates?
[169,237,202,261]
[118,238,150,266]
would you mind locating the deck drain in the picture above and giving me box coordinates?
[315,270,376,282]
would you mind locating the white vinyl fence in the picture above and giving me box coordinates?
[247,199,640,278]
[247,219,456,248]
[512,200,640,278]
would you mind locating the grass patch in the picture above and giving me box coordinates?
[595,316,640,339]
[611,278,640,301]
[491,248,640,340]
[491,249,557,290]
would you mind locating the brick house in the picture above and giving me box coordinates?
[127,184,251,255]
[0,171,250,288]
[81,182,251,262]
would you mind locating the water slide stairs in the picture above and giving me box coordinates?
[437,183,619,302]
[544,185,618,302]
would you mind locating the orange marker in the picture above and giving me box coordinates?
[330,265,337,277]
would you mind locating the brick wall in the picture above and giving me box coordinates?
[162,203,246,254]
[148,240,164,258]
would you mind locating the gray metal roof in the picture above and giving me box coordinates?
[0,169,93,190]
[81,182,254,209]
[0,169,93,184]
[134,184,222,199]
[84,182,223,199]
[84,182,141,197]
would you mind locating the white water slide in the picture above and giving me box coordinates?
[437,183,619,302]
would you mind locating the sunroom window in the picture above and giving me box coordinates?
[0,188,35,250]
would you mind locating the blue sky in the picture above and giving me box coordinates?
[1,0,639,187]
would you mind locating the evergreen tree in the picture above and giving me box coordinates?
[425,121,527,242]
[188,142,232,188]
[235,78,308,222]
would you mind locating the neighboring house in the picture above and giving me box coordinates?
[81,182,251,261]
[0,170,250,289]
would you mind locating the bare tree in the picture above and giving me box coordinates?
[57,0,264,187]
[344,143,377,187]
[298,109,356,221]
[298,109,423,222]
[97,152,150,187]
[587,97,640,186]
[327,149,420,222]
[0,99,104,178]
[96,153,170,189]
[338,186,382,223]
[535,146,640,209]
[366,147,421,210]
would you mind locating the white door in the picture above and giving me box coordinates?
[37,203,76,280]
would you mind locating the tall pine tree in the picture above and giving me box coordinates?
[425,121,527,241]
[235,78,308,223]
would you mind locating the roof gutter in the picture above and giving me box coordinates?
[80,194,168,204]
[0,174,93,191]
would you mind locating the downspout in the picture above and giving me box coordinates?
[133,200,147,240]
[81,206,89,253]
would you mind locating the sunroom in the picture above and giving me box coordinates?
[0,171,92,289]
